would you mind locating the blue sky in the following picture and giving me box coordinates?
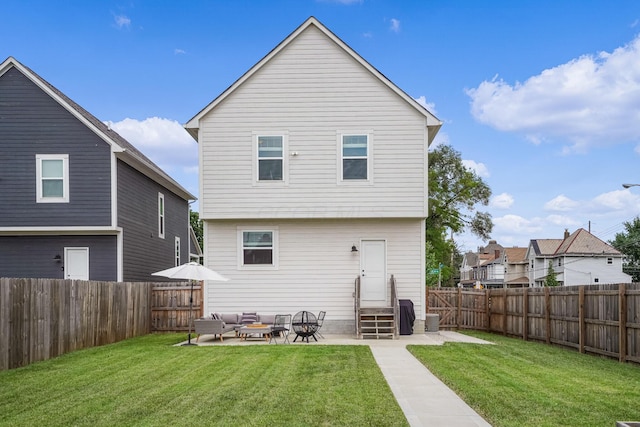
[4,0,640,253]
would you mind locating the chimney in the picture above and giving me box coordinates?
[564,229,570,239]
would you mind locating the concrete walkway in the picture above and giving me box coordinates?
[190,331,493,426]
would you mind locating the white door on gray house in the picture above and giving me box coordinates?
[360,240,387,307]
[65,247,89,280]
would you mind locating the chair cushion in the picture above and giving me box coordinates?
[221,313,240,324]
[211,312,221,320]
[259,314,275,325]
[241,312,258,324]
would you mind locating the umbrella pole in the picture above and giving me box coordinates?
[182,280,197,346]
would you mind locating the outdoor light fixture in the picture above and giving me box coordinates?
[53,254,62,262]
[351,245,358,252]
[622,183,640,189]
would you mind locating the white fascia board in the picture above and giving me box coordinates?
[0,226,122,236]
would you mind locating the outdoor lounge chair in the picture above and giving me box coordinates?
[269,314,291,344]
[314,311,326,339]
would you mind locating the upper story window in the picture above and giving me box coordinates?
[607,257,613,265]
[238,229,278,269]
[341,134,369,180]
[175,236,181,266]
[158,193,165,239]
[36,154,69,203]
[258,136,284,181]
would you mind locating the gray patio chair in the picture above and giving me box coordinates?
[314,311,326,339]
[269,314,291,344]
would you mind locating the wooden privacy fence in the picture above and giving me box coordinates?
[0,277,152,371]
[151,282,202,332]
[0,278,202,371]
[427,283,640,364]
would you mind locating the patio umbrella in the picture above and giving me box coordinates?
[152,262,230,345]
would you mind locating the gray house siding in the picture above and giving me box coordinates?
[0,235,117,281]
[117,161,189,281]
[0,67,111,227]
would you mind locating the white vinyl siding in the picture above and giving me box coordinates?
[36,154,69,203]
[199,26,428,219]
[205,219,424,321]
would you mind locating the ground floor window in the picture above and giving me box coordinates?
[238,229,278,269]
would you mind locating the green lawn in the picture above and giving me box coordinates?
[0,334,407,427]
[409,331,640,427]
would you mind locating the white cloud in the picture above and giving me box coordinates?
[174,48,186,55]
[414,96,438,115]
[114,14,131,29]
[389,18,400,33]
[466,34,640,151]
[105,117,197,175]
[544,194,579,212]
[494,214,544,235]
[490,193,514,209]
[462,159,490,178]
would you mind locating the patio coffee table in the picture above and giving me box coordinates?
[239,324,272,342]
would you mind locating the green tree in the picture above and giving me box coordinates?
[545,261,559,287]
[426,145,493,286]
[190,210,203,250]
[610,216,640,282]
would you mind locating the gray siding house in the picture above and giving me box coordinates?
[0,57,195,281]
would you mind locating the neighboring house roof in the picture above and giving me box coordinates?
[0,56,195,202]
[184,16,442,144]
[554,228,621,256]
[530,239,563,256]
[504,247,527,263]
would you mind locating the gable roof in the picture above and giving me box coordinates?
[184,16,442,143]
[504,247,527,263]
[0,56,195,201]
[529,239,563,256]
[555,228,621,256]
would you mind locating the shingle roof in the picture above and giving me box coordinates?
[555,228,621,255]
[531,239,563,256]
[504,247,527,263]
[0,56,195,201]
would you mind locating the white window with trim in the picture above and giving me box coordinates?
[238,228,278,269]
[340,134,370,181]
[158,193,165,239]
[254,133,288,183]
[175,236,181,266]
[36,154,69,203]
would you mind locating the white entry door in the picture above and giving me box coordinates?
[360,240,386,307]
[65,247,89,280]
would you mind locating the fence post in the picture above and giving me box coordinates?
[523,288,528,341]
[502,289,508,336]
[457,287,462,329]
[545,286,551,345]
[485,289,490,331]
[579,286,585,354]
[619,284,627,363]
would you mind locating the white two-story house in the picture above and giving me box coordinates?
[185,17,441,334]
[527,228,631,287]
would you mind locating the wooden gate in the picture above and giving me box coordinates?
[151,282,203,332]
[426,287,488,330]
